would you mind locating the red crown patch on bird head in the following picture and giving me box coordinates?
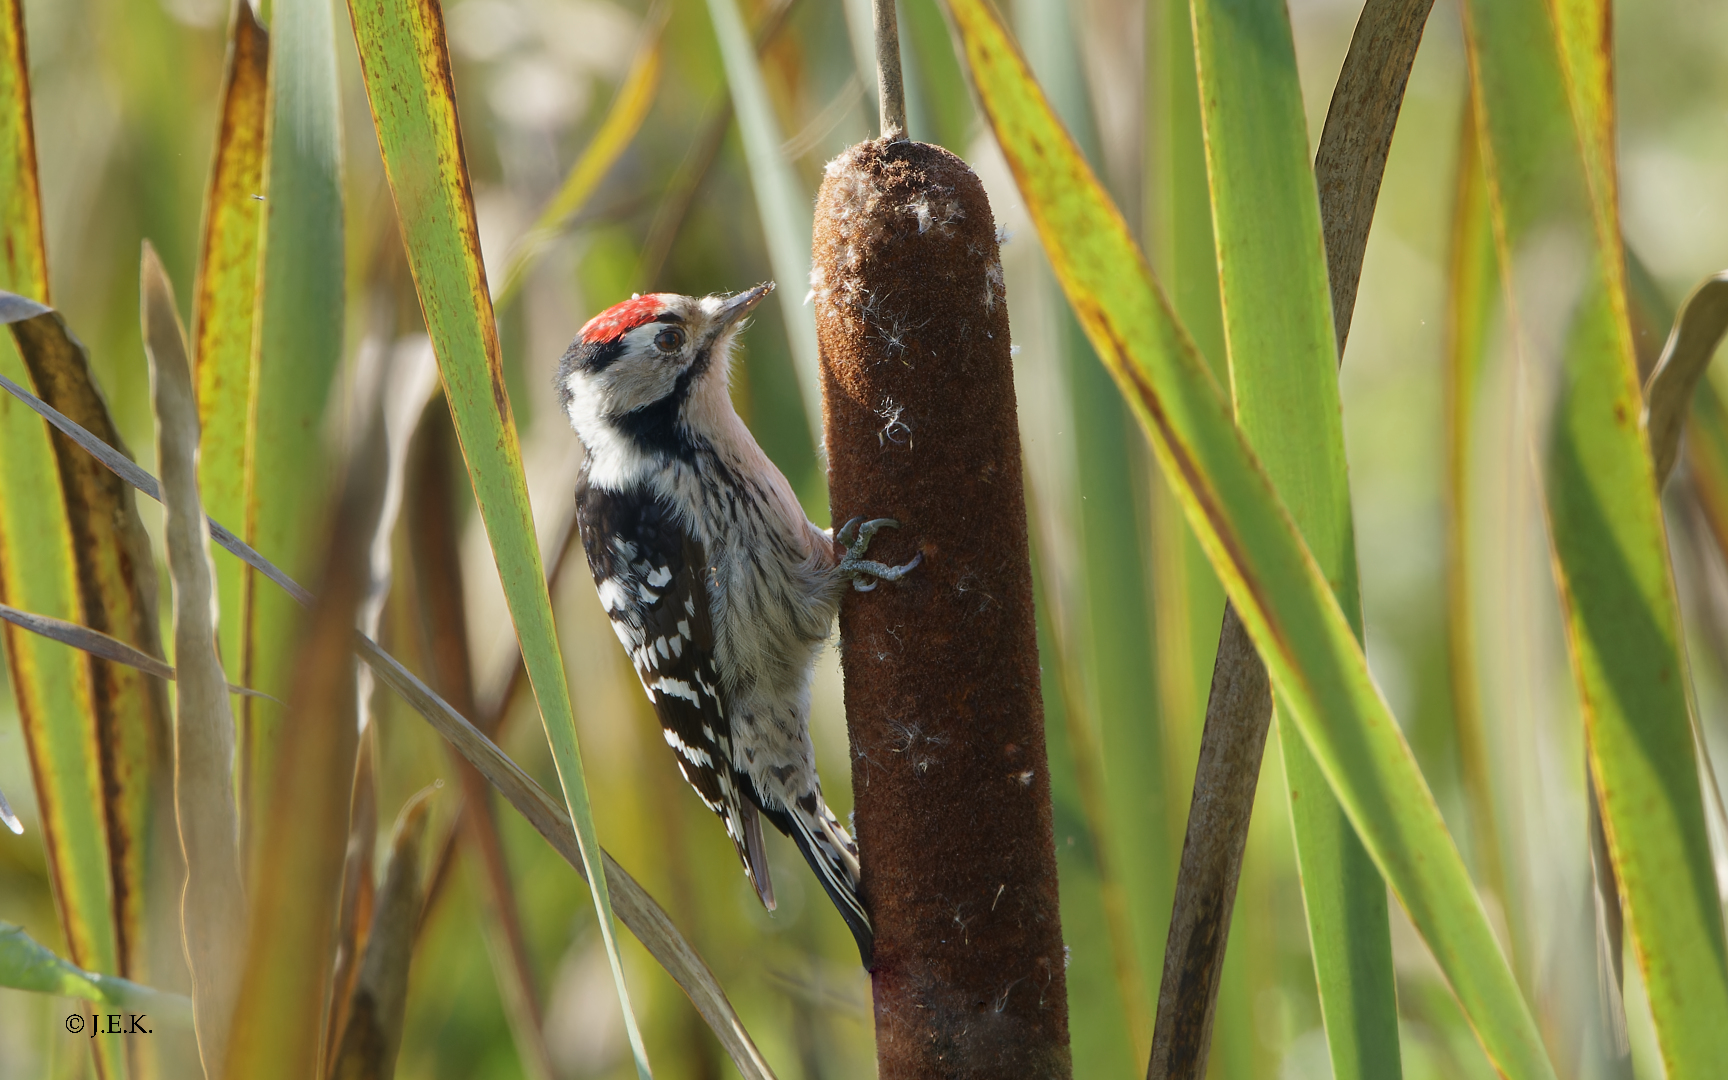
[579,294,674,345]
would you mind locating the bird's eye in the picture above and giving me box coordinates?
[654,327,685,352]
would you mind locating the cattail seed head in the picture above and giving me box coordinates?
[814,137,1071,1078]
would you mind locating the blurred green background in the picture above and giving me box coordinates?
[3,0,1727,1076]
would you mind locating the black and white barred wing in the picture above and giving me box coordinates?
[575,481,776,907]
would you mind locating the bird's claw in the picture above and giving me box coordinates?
[834,516,866,549]
[836,517,921,592]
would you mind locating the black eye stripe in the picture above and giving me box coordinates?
[574,337,626,373]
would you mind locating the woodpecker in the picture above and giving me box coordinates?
[557,283,917,965]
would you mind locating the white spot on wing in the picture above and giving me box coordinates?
[662,726,714,767]
[597,578,630,612]
[654,678,700,705]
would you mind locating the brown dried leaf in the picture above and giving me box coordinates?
[328,788,437,1080]
[142,242,245,1078]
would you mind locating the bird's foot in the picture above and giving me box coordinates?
[834,516,922,592]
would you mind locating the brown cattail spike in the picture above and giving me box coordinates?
[814,138,1071,1079]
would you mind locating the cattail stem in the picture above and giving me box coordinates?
[872,0,906,139]
[815,139,1070,1078]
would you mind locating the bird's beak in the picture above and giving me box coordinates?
[716,282,774,329]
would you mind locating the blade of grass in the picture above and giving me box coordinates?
[192,0,268,688]
[0,603,270,701]
[1016,0,1158,1060]
[242,0,347,850]
[341,2,651,1073]
[415,432,584,928]
[405,409,557,1080]
[346,335,439,734]
[1463,0,1728,1070]
[1,921,193,1026]
[0,0,39,299]
[328,787,436,1080]
[704,0,823,443]
[316,334,436,1073]
[493,12,665,309]
[1151,0,1434,1073]
[1441,98,1525,982]
[1673,276,1728,564]
[0,351,294,607]
[324,726,377,1077]
[326,725,378,1071]
[1313,0,1436,354]
[0,9,128,1076]
[1025,548,1135,1075]
[1632,262,1728,869]
[223,433,373,1080]
[0,356,780,1080]
[1145,605,1269,1080]
[1189,1,1404,1075]
[1029,518,1152,1072]
[142,244,246,1077]
[0,343,314,610]
[1144,0,1248,1072]
[0,604,175,684]
[9,295,171,998]
[947,4,1553,1076]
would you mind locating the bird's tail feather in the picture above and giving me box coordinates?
[785,804,873,968]
[741,800,776,911]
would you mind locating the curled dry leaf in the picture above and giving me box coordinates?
[143,241,247,1078]
[1643,272,1728,487]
